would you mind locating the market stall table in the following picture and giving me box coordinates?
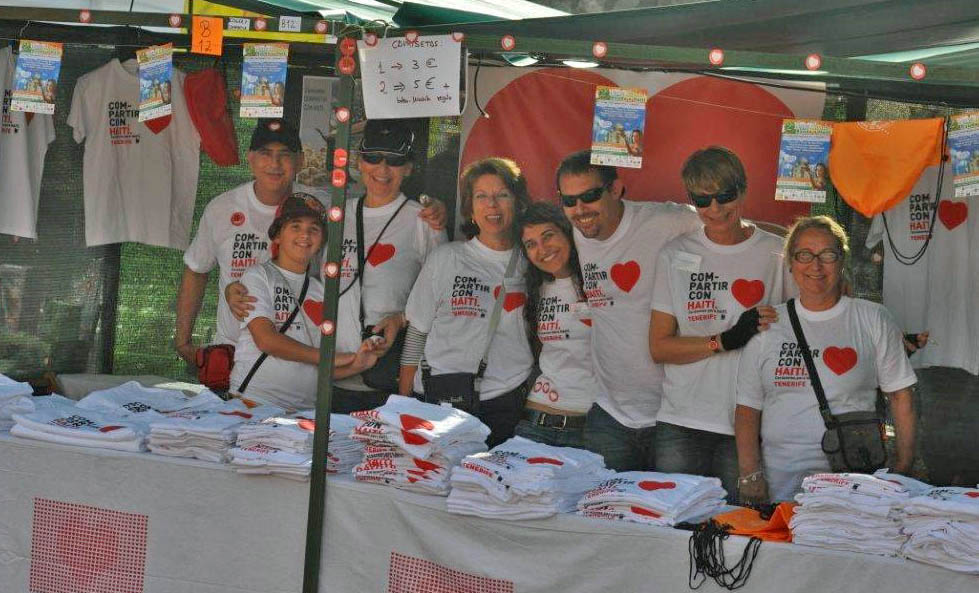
[0,433,974,593]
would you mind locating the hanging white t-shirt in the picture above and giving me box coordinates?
[0,47,55,239]
[574,200,701,429]
[652,225,793,435]
[736,296,917,501]
[67,58,200,248]
[230,261,324,411]
[335,194,446,391]
[526,276,603,414]
[183,181,328,346]
[405,238,533,400]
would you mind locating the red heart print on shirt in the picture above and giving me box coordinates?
[99,425,124,433]
[493,286,527,312]
[731,279,765,308]
[938,200,968,230]
[638,480,676,491]
[823,346,858,375]
[303,299,323,324]
[526,457,564,465]
[965,491,979,498]
[413,458,442,471]
[580,318,593,327]
[367,243,396,266]
[401,430,430,445]
[630,506,662,518]
[298,419,316,432]
[610,261,640,292]
[400,413,435,432]
[143,114,171,134]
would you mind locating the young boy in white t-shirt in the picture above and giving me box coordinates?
[230,193,379,410]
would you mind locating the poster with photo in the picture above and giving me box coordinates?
[298,75,336,187]
[240,43,289,118]
[775,119,832,203]
[948,112,979,198]
[590,86,647,169]
[137,44,174,122]
[10,40,63,114]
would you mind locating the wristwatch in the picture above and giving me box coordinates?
[707,334,721,354]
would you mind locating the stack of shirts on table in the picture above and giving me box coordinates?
[0,374,35,431]
[790,471,931,557]
[900,486,979,573]
[147,402,283,463]
[576,472,727,526]
[447,436,612,520]
[231,413,363,479]
[350,395,489,495]
[11,396,146,452]
[76,380,225,424]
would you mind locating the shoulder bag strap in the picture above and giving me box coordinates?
[786,298,836,428]
[354,195,411,333]
[239,263,311,394]
[475,247,521,381]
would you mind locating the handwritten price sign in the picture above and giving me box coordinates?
[357,34,461,119]
[191,16,223,56]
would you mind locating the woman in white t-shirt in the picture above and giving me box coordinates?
[735,216,917,503]
[400,158,534,447]
[230,194,379,411]
[514,202,602,449]
[650,146,788,500]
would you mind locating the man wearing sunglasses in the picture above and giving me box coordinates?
[556,149,701,471]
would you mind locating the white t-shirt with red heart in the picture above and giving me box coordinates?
[230,261,324,411]
[335,194,446,391]
[526,276,602,414]
[736,296,917,501]
[573,200,701,429]
[652,225,793,435]
[405,238,533,400]
[68,58,200,248]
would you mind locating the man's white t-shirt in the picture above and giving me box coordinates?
[574,200,701,429]
[405,238,533,400]
[67,58,200,248]
[231,262,324,411]
[652,226,793,435]
[526,276,603,414]
[736,296,917,501]
[334,194,446,391]
[183,182,328,346]
[0,47,55,239]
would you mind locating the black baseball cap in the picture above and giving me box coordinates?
[249,118,301,153]
[359,119,414,156]
[268,193,328,239]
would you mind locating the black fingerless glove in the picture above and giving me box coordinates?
[720,308,761,351]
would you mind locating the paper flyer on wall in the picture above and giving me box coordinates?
[297,75,336,187]
[948,112,979,198]
[137,44,174,122]
[9,40,62,114]
[775,119,832,203]
[240,43,289,118]
[590,86,647,169]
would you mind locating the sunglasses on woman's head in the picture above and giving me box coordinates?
[688,188,739,209]
[559,184,608,208]
[359,151,409,167]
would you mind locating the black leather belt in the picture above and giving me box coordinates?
[523,408,587,430]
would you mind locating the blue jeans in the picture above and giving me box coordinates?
[514,419,588,449]
[655,422,739,502]
[583,404,656,471]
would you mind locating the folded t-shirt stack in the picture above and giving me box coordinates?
[0,374,35,431]
[147,402,283,463]
[447,436,612,520]
[11,397,146,452]
[790,471,931,557]
[576,471,727,526]
[350,395,490,495]
[231,412,364,479]
[76,380,226,427]
[900,486,979,573]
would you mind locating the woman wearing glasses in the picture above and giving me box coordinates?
[400,158,533,447]
[649,146,793,501]
[735,215,917,503]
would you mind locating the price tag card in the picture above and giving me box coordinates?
[357,34,462,119]
[191,16,224,56]
[10,40,63,114]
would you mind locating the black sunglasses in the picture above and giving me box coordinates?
[688,188,739,209]
[360,151,409,167]
[559,184,609,208]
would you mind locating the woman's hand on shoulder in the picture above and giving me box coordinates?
[226,281,256,321]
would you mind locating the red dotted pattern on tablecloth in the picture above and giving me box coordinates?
[30,498,148,593]
[388,552,513,593]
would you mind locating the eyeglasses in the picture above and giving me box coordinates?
[688,188,739,209]
[359,151,409,167]
[792,249,841,264]
[559,184,609,208]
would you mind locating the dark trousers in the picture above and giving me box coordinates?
[478,386,527,449]
[330,386,390,414]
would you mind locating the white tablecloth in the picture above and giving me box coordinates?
[0,433,974,592]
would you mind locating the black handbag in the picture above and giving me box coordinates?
[787,299,887,473]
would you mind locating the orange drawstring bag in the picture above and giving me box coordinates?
[712,502,797,542]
